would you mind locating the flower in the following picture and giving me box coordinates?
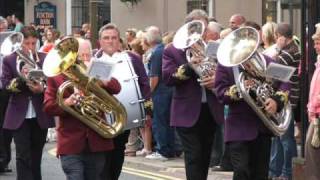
[120,0,141,6]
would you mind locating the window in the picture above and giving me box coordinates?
[72,0,89,33]
[71,0,110,34]
[187,0,208,13]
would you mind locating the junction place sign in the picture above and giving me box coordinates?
[34,2,57,29]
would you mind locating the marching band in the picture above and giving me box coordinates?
[0,7,320,180]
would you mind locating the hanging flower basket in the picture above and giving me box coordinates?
[120,0,141,6]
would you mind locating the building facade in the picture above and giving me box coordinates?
[19,0,301,37]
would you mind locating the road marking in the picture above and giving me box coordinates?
[122,167,184,180]
[48,148,183,180]
[48,148,57,156]
[122,169,165,180]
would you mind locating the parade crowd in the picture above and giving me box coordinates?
[0,9,320,180]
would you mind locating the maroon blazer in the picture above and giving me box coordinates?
[43,75,121,155]
[162,44,224,127]
[1,52,54,130]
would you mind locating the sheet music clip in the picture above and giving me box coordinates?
[86,57,115,81]
[265,62,296,82]
[205,41,220,59]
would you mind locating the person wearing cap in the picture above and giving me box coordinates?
[305,22,320,180]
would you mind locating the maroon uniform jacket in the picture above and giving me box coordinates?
[43,75,121,155]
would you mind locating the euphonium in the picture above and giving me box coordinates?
[1,32,46,85]
[173,20,217,79]
[217,27,292,136]
[42,37,127,138]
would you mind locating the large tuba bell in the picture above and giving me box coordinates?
[173,20,217,79]
[217,27,292,136]
[0,32,46,85]
[42,37,127,138]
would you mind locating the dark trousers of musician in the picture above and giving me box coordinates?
[176,103,216,180]
[227,133,271,180]
[102,130,130,180]
[0,89,12,171]
[60,151,108,180]
[13,119,47,180]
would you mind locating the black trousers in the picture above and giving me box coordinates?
[13,119,48,180]
[227,133,271,180]
[176,103,216,180]
[0,89,12,169]
[102,130,130,180]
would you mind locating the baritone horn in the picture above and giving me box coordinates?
[217,27,292,136]
[42,37,127,138]
[173,20,217,79]
[1,32,46,85]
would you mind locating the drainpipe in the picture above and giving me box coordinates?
[66,0,72,35]
[276,0,282,23]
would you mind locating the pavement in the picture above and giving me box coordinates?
[123,154,233,180]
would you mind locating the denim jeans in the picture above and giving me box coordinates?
[60,152,106,180]
[152,91,175,157]
[269,118,297,179]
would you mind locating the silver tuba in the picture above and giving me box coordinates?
[0,32,46,85]
[217,27,292,136]
[173,20,217,79]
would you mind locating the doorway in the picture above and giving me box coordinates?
[0,0,24,20]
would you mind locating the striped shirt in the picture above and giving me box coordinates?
[275,40,301,108]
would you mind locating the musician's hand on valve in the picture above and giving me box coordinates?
[21,65,30,78]
[244,79,255,88]
[264,98,278,114]
[64,93,79,106]
[199,76,215,89]
[101,79,109,87]
[27,81,44,93]
[189,56,202,65]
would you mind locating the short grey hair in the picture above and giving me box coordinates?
[77,37,92,53]
[145,26,162,44]
[185,9,208,24]
[207,22,222,34]
[0,16,7,25]
[98,23,120,39]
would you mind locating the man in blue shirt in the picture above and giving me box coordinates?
[145,26,176,160]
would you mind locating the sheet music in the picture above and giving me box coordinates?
[205,41,220,58]
[86,58,115,81]
[265,62,296,82]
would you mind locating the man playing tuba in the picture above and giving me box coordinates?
[214,24,291,180]
[162,9,224,180]
[43,38,122,180]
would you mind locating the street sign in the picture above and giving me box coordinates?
[34,2,57,29]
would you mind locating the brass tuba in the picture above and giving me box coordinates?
[217,27,292,136]
[173,20,217,79]
[1,32,46,85]
[42,37,127,138]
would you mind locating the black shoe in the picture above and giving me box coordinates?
[211,165,232,172]
[0,166,12,173]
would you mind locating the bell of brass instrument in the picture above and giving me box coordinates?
[217,27,292,136]
[42,37,127,138]
[0,32,46,85]
[173,20,217,79]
